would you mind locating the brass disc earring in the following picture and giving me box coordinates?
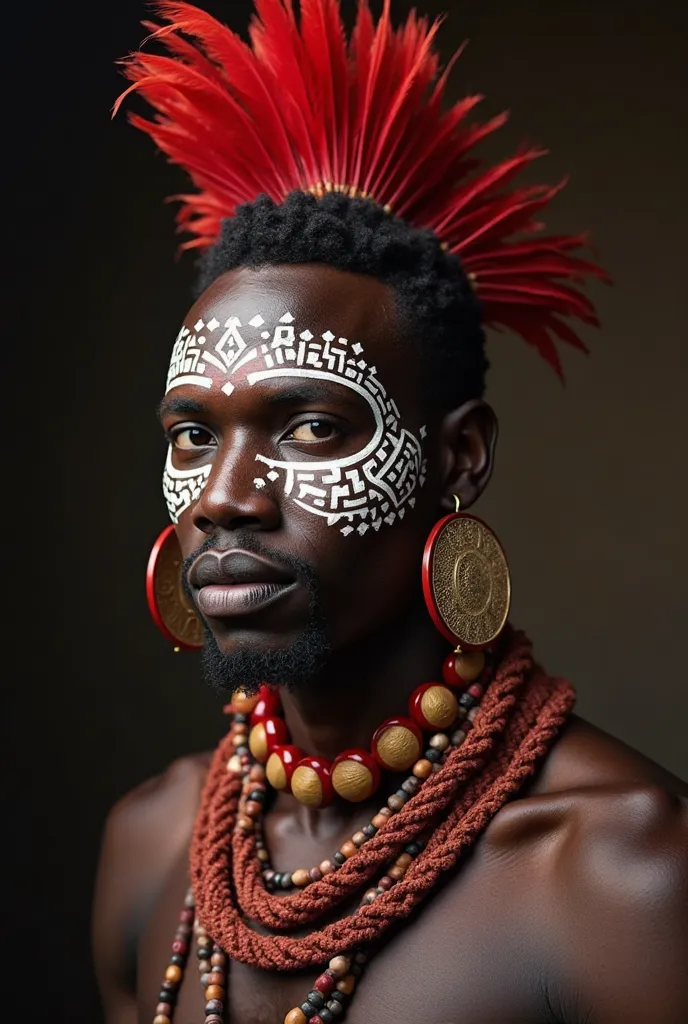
[422,496,511,651]
[146,525,204,651]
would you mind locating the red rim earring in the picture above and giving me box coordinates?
[146,525,203,651]
[422,496,511,655]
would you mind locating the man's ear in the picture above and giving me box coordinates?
[438,399,498,512]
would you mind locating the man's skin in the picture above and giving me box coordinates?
[93,264,688,1024]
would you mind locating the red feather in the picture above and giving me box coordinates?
[116,0,608,378]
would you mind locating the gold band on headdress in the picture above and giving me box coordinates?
[304,181,393,215]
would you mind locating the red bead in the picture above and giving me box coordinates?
[467,683,483,698]
[310,1017,324,1024]
[171,939,187,955]
[408,682,458,731]
[313,973,335,995]
[291,756,333,807]
[155,1004,171,1017]
[250,684,282,724]
[441,653,462,687]
[265,744,303,792]
[371,717,423,772]
[331,748,381,802]
[179,908,194,925]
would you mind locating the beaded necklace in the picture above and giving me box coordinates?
[151,630,576,1024]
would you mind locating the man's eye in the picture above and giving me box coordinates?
[172,427,216,450]
[290,420,337,442]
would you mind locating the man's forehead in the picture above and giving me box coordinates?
[186,264,397,346]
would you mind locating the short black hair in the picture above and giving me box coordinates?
[196,190,488,409]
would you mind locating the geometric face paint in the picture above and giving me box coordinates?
[163,311,426,535]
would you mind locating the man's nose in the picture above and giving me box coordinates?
[191,436,281,534]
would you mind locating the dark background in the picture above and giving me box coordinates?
[8,0,686,1020]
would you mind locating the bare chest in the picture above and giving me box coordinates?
[137,843,550,1024]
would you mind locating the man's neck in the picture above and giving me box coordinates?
[278,603,447,762]
[269,601,447,835]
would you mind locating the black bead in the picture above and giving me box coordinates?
[271,872,281,887]
[249,789,266,803]
[158,990,175,1003]
[333,852,347,866]
[319,1008,334,1024]
[300,1002,317,1019]
[405,841,422,856]
[234,713,248,724]
[459,692,475,709]
[170,953,185,966]
[281,873,293,888]
[350,962,363,978]
[395,789,408,801]
[362,824,378,838]
[330,990,347,1005]
[326,999,344,1018]
[425,748,441,763]
[307,991,325,1009]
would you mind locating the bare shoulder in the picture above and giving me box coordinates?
[92,753,211,1020]
[485,716,688,1023]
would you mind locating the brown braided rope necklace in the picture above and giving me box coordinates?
[153,629,575,1023]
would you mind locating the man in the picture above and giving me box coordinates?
[94,3,688,1023]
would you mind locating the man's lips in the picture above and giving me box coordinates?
[189,549,297,619]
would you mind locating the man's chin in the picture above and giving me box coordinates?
[200,623,331,696]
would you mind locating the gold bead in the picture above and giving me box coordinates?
[232,688,260,713]
[413,759,433,778]
[332,759,374,802]
[205,984,224,1000]
[375,725,421,771]
[339,840,357,859]
[395,853,412,869]
[420,686,459,729]
[284,1010,308,1024]
[336,973,356,995]
[454,649,485,683]
[165,965,182,983]
[291,869,310,888]
[226,754,242,775]
[266,751,288,790]
[153,1016,171,1024]
[248,723,268,762]
[291,765,323,808]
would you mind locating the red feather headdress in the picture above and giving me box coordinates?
[115,0,609,378]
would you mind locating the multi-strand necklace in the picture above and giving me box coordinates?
[151,630,576,1024]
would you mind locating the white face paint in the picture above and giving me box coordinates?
[163,311,427,534]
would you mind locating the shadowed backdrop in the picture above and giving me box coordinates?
[10,0,686,1019]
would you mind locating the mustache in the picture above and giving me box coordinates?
[180,532,320,601]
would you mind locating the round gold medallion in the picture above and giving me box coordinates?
[425,515,510,649]
[147,526,204,649]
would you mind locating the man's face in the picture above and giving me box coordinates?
[158,264,446,688]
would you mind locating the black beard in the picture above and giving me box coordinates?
[181,533,331,696]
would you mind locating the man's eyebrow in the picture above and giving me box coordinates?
[156,395,207,422]
[261,381,364,411]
